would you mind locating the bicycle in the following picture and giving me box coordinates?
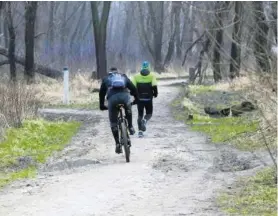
[117,103,134,163]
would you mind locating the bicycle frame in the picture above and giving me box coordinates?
[117,105,129,139]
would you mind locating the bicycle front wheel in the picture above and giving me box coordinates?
[120,122,130,163]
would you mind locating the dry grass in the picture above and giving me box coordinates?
[214,74,277,128]
[0,79,40,139]
[0,70,99,138]
[214,72,277,164]
[33,72,99,106]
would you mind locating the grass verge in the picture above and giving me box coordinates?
[0,119,81,188]
[172,81,277,216]
[189,115,259,149]
[218,167,277,216]
[172,85,262,151]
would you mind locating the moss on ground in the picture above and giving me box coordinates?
[218,167,277,216]
[0,119,81,187]
[189,115,259,150]
[189,85,216,95]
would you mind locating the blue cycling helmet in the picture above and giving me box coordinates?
[142,61,150,70]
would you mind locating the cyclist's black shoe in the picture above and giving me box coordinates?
[115,144,122,154]
[141,119,147,132]
[128,126,135,135]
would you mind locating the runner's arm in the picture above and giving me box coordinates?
[152,74,158,97]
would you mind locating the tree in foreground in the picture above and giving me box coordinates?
[91,1,111,79]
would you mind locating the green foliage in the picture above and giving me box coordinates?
[189,85,216,95]
[0,119,80,187]
[218,167,277,216]
[172,84,260,150]
[0,167,36,188]
[189,115,259,148]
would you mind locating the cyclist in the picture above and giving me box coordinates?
[99,67,138,154]
[131,61,158,137]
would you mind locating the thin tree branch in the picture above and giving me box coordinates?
[182,32,205,66]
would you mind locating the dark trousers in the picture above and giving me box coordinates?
[108,92,132,127]
[108,92,133,144]
[137,100,153,131]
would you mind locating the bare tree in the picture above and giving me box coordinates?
[149,1,164,72]
[252,2,271,73]
[60,2,68,67]
[6,2,16,81]
[271,1,277,44]
[47,1,55,62]
[137,2,164,72]
[91,1,112,79]
[69,2,86,54]
[2,6,9,49]
[24,1,38,83]
[182,2,195,59]
[174,2,182,60]
[229,1,242,79]
[164,3,178,67]
[212,2,229,82]
[121,2,133,56]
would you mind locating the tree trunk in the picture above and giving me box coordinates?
[47,1,55,62]
[91,1,111,79]
[152,2,164,72]
[212,2,227,82]
[3,10,8,49]
[34,3,40,52]
[69,2,86,51]
[187,3,195,57]
[252,1,271,73]
[6,2,16,81]
[164,3,177,67]
[174,1,182,59]
[271,1,277,44]
[60,2,68,67]
[0,8,3,46]
[121,2,133,55]
[137,2,155,60]
[229,1,242,79]
[24,1,38,84]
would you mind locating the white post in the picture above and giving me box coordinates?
[63,67,69,104]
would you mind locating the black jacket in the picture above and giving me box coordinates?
[99,73,138,106]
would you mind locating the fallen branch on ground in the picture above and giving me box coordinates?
[0,47,63,79]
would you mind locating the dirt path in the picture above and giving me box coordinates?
[0,80,271,216]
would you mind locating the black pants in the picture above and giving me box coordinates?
[108,92,133,144]
[108,92,132,127]
[137,100,153,131]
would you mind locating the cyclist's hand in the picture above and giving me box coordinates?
[153,93,158,98]
[100,104,108,111]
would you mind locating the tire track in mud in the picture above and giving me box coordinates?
[0,80,272,216]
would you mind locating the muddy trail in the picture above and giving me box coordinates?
[0,80,272,216]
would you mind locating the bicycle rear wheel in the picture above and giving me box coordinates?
[120,122,130,163]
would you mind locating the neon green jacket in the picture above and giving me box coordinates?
[131,72,158,101]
